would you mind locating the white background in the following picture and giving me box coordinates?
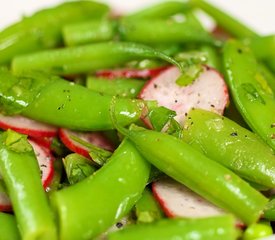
[0,0,274,34]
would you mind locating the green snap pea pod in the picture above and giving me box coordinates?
[12,41,183,75]
[245,35,275,60]
[107,215,238,240]
[223,40,275,151]
[0,212,20,240]
[118,18,216,45]
[62,19,115,46]
[86,76,145,98]
[0,71,154,130]
[190,0,257,38]
[114,123,268,225]
[49,139,150,240]
[0,1,109,65]
[200,45,222,70]
[263,197,275,221]
[135,187,164,224]
[243,221,273,240]
[124,1,191,20]
[183,109,275,188]
[0,130,57,240]
[63,153,97,185]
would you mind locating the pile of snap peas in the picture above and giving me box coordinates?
[0,0,275,239]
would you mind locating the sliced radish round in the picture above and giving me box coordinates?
[59,128,115,159]
[0,192,12,212]
[152,177,225,218]
[139,66,229,125]
[28,140,54,188]
[96,66,168,79]
[0,114,58,138]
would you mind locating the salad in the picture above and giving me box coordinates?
[0,0,275,239]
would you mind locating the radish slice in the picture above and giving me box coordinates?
[139,66,229,125]
[0,191,12,212]
[0,114,58,138]
[96,66,168,79]
[28,140,54,188]
[152,177,225,218]
[59,128,115,159]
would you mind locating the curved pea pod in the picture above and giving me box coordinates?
[11,41,183,75]
[0,70,153,130]
[223,40,275,151]
[115,124,268,225]
[0,1,109,65]
[0,130,57,240]
[124,1,191,20]
[49,139,150,240]
[183,108,275,188]
[118,18,216,45]
[0,212,20,240]
[108,215,239,240]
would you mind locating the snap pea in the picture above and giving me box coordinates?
[0,71,153,130]
[183,109,275,188]
[0,1,109,65]
[114,123,268,225]
[62,19,115,46]
[0,130,57,240]
[12,42,183,75]
[124,1,191,20]
[134,187,164,224]
[86,76,144,98]
[108,215,238,240]
[242,221,273,240]
[190,0,257,38]
[223,40,275,151]
[0,212,20,240]
[50,139,150,240]
[118,18,216,45]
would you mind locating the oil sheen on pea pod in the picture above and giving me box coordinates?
[0,1,109,65]
[0,70,152,131]
[183,109,275,188]
[117,124,268,225]
[49,139,150,240]
[0,130,57,240]
[223,40,275,151]
[108,215,238,240]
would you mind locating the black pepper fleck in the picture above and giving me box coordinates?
[116,222,123,228]
[230,132,238,137]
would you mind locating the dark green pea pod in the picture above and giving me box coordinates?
[12,41,183,75]
[223,40,275,151]
[118,18,216,46]
[62,19,115,46]
[86,76,145,98]
[49,139,150,240]
[0,1,109,65]
[0,212,20,240]
[189,0,257,39]
[0,70,155,130]
[108,215,239,240]
[183,108,275,188]
[124,1,191,20]
[135,187,164,224]
[113,122,268,225]
[0,130,57,240]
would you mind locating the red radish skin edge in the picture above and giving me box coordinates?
[0,193,12,212]
[59,128,115,159]
[96,66,169,79]
[0,114,58,138]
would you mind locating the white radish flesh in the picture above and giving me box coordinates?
[152,177,225,218]
[0,114,58,138]
[139,66,229,125]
